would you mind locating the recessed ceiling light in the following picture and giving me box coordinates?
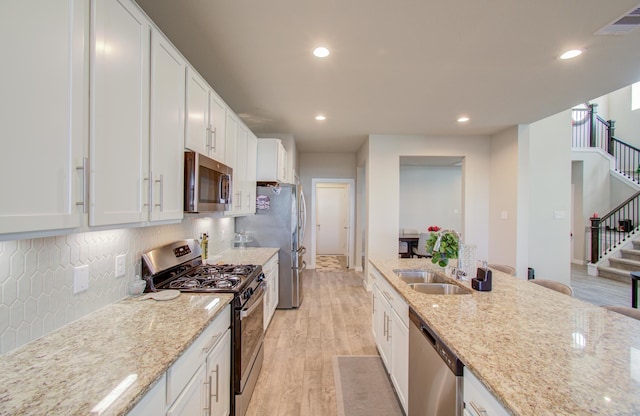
[313,47,330,58]
[560,49,582,60]
[315,115,326,121]
[457,116,470,123]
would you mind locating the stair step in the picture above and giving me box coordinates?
[609,257,640,271]
[597,266,632,283]
[632,240,640,250]
[621,249,640,261]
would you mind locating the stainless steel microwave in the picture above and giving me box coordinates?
[184,151,232,213]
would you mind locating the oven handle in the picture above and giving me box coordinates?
[240,283,265,320]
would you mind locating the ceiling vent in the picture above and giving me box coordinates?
[595,5,640,35]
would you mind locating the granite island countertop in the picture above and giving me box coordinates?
[370,258,640,416]
[0,292,234,416]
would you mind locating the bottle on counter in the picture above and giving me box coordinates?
[201,232,209,261]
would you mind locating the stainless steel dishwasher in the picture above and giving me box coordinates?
[409,307,464,416]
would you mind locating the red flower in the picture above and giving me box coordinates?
[427,226,441,232]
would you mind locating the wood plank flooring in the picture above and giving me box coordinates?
[246,268,376,416]
[570,263,633,307]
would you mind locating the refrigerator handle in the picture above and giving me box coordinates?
[297,246,307,255]
[299,188,307,242]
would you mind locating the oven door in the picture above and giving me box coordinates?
[234,282,265,393]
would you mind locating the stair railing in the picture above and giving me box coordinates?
[590,190,640,263]
[572,104,640,184]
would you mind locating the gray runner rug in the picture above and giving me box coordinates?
[333,355,404,416]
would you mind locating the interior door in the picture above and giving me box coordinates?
[316,184,348,255]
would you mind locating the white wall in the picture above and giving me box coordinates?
[0,217,235,354]
[298,152,357,266]
[609,86,640,146]
[489,127,519,271]
[366,134,491,265]
[528,110,572,284]
[399,165,461,233]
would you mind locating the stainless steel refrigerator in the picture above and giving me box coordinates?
[236,184,307,308]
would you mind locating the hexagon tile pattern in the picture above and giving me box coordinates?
[0,216,235,354]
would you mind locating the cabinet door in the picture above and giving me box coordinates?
[245,132,257,213]
[149,29,185,222]
[225,113,239,213]
[0,0,87,234]
[372,284,391,368]
[185,67,209,155]
[209,92,227,163]
[390,311,408,414]
[90,0,150,226]
[235,124,248,213]
[167,364,206,416]
[207,329,231,416]
[127,374,166,416]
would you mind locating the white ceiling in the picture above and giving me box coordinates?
[135,0,640,153]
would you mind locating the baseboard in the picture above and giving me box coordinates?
[354,266,363,272]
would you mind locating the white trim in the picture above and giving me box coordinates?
[310,178,356,270]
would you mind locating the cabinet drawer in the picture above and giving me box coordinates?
[463,368,510,416]
[167,304,230,405]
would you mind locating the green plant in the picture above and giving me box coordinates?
[425,231,459,267]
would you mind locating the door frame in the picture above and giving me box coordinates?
[310,178,355,269]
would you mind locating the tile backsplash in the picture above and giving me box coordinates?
[0,217,235,354]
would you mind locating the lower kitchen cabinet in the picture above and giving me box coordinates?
[463,368,509,416]
[369,264,408,413]
[128,304,230,416]
[263,253,279,330]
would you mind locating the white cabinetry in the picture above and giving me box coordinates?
[127,374,166,416]
[207,329,231,416]
[149,28,185,222]
[166,304,231,416]
[463,368,510,416]
[91,0,186,227]
[185,67,227,164]
[245,132,258,213]
[90,0,150,226]
[369,264,409,414]
[0,0,88,234]
[263,253,279,330]
[256,138,289,183]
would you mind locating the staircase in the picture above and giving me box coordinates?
[575,104,640,281]
[598,240,640,282]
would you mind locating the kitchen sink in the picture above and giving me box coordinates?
[409,283,471,295]
[393,270,448,284]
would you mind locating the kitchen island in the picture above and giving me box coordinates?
[370,258,640,415]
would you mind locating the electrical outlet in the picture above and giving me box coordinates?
[73,265,89,294]
[115,254,126,278]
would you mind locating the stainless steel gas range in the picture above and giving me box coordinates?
[141,239,264,416]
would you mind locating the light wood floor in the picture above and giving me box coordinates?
[570,263,632,307]
[245,268,376,416]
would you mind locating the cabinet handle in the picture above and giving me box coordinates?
[382,290,393,301]
[211,127,217,152]
[202,332,222,354]
[154,174,164,212]
[143,175,151,211]
[469,401,488,416]
[205,126,212,151]
[211,364,220,403]
[383,311,388,337]
[75,158,89,213]
[202,377,211,414]
[386,314,392,342]
[246,192,251,208]
[372,292,376,314]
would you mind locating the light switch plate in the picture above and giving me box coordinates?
[115,254,126,278]
[554,210,566,219]
[73,265,89,294]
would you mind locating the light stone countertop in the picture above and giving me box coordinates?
[0,292,233,416]
[370,258,640,416]
[0,248,278,416]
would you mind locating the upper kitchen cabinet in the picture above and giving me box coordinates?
[90,0,150,226]
[185,67,227,164]
[224,112,239,215]
[0,0,88,235]
[149,29,186,222]
[225,120,257,216]
[245,132,258,213]
[256,138,289,183]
